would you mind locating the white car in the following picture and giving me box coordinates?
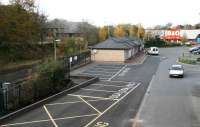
[147,47,159,55]
[169,65,184,78]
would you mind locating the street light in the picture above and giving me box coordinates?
[54,39,61,60]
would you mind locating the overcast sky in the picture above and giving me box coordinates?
[1,0,200,27]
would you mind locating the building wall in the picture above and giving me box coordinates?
[92,50,125,62]
[146,29,200,42]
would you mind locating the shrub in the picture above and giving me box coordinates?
[33,60,70,99]
[179,58,197,65]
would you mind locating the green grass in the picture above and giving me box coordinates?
[179,58,197,65]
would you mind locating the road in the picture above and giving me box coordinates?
[137,47,200,127]
[0,55,160,127]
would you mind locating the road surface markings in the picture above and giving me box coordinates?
[46,98,114,106]
[83,70,116,74]
[104,80,131,84]
[133,75,155,127]
[1,114,98,127]
[108,65,128,81]
[81,88,117,93]
[91,84,125,88]
[68,94,118,101]
[53,114,98,121]
[81,73,113,77]
[84,83,141,127]
[43,105,58,127]
[1,119,50,127]
[78,96,102,114]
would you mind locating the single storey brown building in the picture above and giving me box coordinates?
[91,37,144,62]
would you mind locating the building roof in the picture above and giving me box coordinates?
[92,37,143,50]
[46,19,81,34]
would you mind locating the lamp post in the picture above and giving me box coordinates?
[54,39,61,61]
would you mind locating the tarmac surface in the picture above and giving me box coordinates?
[137,47,200,127]
[0,55,161,127]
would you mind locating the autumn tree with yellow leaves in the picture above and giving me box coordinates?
[113,25,127,37]
[99,26,108,41]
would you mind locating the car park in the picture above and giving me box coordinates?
[147,47,159,55]
[169,65,184,78]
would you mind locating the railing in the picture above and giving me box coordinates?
[0,51,91,116]
[178,52,200,64]
[64,50,91,70]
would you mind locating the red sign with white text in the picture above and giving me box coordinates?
[162,29,181,40]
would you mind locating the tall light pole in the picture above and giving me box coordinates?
[54,39,61,61]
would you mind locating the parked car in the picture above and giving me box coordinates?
[192,48,200,55]
[147,47,159,55]
[169,65,184,78]
[189,46,200,53]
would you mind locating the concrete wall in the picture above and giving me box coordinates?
[92,50,125,62]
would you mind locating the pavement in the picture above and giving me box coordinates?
[136,47,200,127]
[0,53,161,127]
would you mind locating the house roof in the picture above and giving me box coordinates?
[92,37,143,50]
[46,19,81,34]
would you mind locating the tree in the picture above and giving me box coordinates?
[181,34,188,43]
[137,24,145,39]
[164,22,173,29]
[129,25,138,37]
[99,26,108,41]
[194,23,200,29]
[78,22,99,45]
[10,0,35,12]
[0,0,47,45]
[113,25,127,37]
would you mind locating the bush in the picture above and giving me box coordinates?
[165,43,182,47]
[0,44,53,63]
[145,38,166,48]
[33,60,71,99]
[179,58,197,65]
[144,37,182,48]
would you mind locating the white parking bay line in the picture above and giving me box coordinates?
[43,105,58,127]
[84,83,141,127]
[81,88,117,93]
[68,94,115,100]
[54,114,98,121]
[46,98,115,106]
[1,114,99,127]
[1,119,51,127]
[78,96,102,114]
[108,65,128,81]
[91,84,125,88]
[104,80,131,84]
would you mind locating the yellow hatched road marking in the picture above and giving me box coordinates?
[78,96,102,114]
[84,83,141,127]
[68,94,118,101]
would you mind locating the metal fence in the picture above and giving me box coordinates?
[65,51,91,70]
[179,52,200,62]
[0,51,91,116]
[0,60,71,116]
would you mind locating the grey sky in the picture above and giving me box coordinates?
[1,0,200,27]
